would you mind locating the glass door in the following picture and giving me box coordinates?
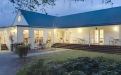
[94,30,99,44]
[23,30,29,44]
[100,30,104,45]
[34,30,43,44]
[90,29,104,45]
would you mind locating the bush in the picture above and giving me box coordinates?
[50,57,121,75]
[13,43,31,58]
[17,57,121,75]
[17,59,47,75]
[17,45,30,58]
[13,42,24,53]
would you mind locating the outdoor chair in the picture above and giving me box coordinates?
[41,43,47,50]
[34,44,41,51]
[109,37,114,45]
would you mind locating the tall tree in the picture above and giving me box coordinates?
[0,0,113,13]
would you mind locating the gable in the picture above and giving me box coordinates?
[13,11,28,26]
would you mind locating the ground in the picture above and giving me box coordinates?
[0,49,68,75]
[0,49,121,75]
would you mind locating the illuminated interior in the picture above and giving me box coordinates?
[34,30,43,44]
[23,30,29,44]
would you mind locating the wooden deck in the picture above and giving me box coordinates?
[52,43,121,55]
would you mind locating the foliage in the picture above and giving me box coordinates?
[13,42,24,53]
[17,50,121,75]
[17,56,121,75]
[13,42,31,58]
[17,59,47,75]
[0,0,113,13]
[17,45,30,58]
[50,57,121,75]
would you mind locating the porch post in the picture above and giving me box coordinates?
[0,41,1,51]
[17,27,23,43]
[67,29,70,43]
[29,28,34,49]
[43,29,48,43]
[119,25,121,46]
[98,30,100,45]
[51,29,54,45]
[88,27,90,46]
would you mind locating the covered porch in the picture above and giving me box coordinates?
[53,25,121,46]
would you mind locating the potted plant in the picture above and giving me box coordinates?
[9,35,14,52]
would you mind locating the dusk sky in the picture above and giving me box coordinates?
[0,0,121,26]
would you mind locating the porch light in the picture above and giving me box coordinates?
[78,29,82,33]
[114,27,118,31]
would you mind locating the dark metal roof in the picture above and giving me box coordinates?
[20,10,56,28]
[21,6,121,28]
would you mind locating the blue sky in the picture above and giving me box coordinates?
[0,0,121,26]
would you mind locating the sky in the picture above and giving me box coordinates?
[0,0,121,26]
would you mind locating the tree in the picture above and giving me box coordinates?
[0,0,113,13]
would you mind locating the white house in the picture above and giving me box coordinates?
[1,6,121,51]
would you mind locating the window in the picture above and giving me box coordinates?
[18,16,21,22]
[34,30,43,44]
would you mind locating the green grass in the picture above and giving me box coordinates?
[35,50,121,63]
[17,50,121,75]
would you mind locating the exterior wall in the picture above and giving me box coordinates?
[54,29,63,43]
[68,28,89,44]
[0,26,17,51]
[0,25,120,51]
[55,25,119,45]
[13,11,28,25]
[91,25,119,45]
[17,26,55,49]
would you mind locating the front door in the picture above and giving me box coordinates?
[90,29,104,45]
[94,30,99,44]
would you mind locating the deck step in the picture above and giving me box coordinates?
[52,43,121,55]
[1,44,8,50]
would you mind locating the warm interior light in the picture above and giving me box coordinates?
[78,29,82,33]
[54,29,56,33]
[114,27,118,31]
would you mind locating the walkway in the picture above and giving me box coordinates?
[0,49,69,75]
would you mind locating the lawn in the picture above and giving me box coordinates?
[36,50,121,63]
[17,50,121,75]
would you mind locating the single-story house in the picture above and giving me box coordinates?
[1,6,121,51]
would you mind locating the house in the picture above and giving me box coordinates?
[1,6,121,51]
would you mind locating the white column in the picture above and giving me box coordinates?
[5,28,11,50]
[17,27,23,42]
[51,29,54,45]
[119,25,121,46]
[88,27,90,46]
[98,30,100,45]
[0,41,1,51]
[29,28,34,49]
[43,29,48,43]
[67,29,70,43]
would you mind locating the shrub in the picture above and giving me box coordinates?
[50,57,121,75]
[17,45,30,58]
[17,59,47,75]
[13,42,24,53]
[17,57,121,75]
